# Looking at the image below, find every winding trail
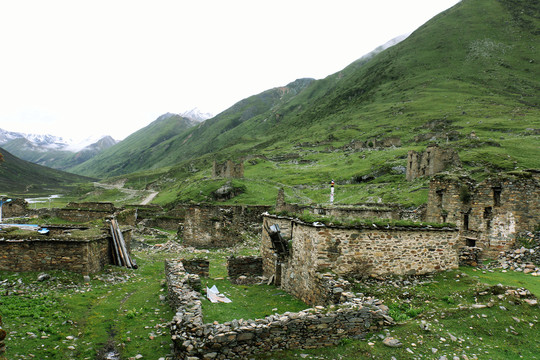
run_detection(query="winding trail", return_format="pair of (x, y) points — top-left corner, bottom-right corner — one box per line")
(93, 181), (158, 205)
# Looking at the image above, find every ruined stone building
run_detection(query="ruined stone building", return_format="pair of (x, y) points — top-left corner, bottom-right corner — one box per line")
(212, 160), (244, 179)
(406, 144), (461, 181)
(261, 214), (459, 306)
(426, 170), (540, 258)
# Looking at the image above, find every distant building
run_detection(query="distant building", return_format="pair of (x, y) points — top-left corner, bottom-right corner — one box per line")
(406, 144), (461, 181)
(212, 160), (244, 179)
(426, 170), (540, 258)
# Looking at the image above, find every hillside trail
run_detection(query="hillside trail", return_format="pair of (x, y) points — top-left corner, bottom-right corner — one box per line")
(93, 181), (158, 205)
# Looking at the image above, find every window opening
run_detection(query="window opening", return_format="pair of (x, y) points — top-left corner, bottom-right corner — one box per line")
(493, 187), (502, 207)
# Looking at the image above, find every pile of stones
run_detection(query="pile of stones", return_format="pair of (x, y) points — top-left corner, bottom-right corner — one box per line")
(496, 231), (539, 276)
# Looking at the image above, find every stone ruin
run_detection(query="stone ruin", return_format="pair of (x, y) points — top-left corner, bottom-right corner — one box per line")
(165, 259), (393, 360)
(406, 143), (461, 181)
(212, 160), (244, 179)
(0, 224), (132, 274)
(261, 214), (459, 306)
(426, 169), (540, 259)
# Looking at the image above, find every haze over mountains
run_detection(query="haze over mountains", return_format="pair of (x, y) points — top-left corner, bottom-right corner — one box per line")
(1, 0), (539, 204)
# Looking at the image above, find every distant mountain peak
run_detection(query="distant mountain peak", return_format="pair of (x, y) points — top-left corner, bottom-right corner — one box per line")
(180, 108), (213, 122)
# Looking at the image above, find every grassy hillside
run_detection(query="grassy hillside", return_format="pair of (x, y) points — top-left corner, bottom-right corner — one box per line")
(0, 147), (93, 196)
(70, 113), (199, 177)
(103, 0), (536, 208)
(9, 0), (539, 207)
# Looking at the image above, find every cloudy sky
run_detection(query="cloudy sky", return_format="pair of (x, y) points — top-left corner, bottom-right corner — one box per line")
(0, 0), (460, 142)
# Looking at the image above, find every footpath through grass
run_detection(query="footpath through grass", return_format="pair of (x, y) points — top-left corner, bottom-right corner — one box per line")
(0, 252), (174, 360)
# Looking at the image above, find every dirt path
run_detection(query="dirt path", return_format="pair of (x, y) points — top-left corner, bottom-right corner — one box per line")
(140, 191), (158, 205)
(93, 181), (158, 205)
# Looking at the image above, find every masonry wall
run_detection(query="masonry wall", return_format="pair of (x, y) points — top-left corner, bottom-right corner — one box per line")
(180, 205), (270, 248)
(0, 229), (132, 274)
(275, 189), (421, 221)
(262, 215), (459, 306)
(166, 259), (393, 360)
(426, 171), (540, 258)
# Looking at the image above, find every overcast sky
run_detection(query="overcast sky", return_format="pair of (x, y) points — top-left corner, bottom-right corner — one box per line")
(0, 0), (460, 142)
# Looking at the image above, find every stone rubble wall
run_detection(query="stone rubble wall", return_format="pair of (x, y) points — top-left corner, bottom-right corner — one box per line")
(165, 259), (393, 360)
(212, 160), (244, 179)
(406, 143), (461, 181)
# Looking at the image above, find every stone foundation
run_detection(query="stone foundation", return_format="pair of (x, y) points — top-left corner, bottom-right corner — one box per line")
(182, 258), (210, 278)
(166, 259), (393, 360)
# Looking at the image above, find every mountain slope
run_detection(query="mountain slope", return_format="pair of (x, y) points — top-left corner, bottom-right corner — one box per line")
(0, 147), (94, 195)
(1, 131), (117, 170)
(71, 79), (315, 177)
(50, 0), (540, 206)
(70, 113), (199, 177)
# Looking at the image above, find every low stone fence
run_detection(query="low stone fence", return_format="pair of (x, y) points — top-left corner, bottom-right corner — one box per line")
(166, 259), (394, 360)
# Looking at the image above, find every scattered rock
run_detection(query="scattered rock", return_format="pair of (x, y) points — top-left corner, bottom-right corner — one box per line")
(382, 337), (403, 348)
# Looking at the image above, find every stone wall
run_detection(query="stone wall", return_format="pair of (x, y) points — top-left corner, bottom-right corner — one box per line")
(275, 189), (423, 221)
(0, 228), (132, 274)
(1, 198), (28, 218)
(426, 170), (540, 258)
(180, 205), (270, 248)
(165, 259), (393, 360)
(406, 144), (461, 181)
(227, 256), (262, 284)
(182, 258), (210, 278)
(261, 215), (459, 306)
(57, 202), (116, 222)
(212, 160), (244, 179)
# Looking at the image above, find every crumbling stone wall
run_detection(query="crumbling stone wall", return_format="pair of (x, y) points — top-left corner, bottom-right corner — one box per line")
(57, 202), (117, 222)
(0, 228), (131, 274)
(406, 144), (461, 181)
(180, 205), (270, 248)
(182, 258), (209, 277)
(426, 170), (540, 258)
(227, 256), (262, 283)
(165, 259), (393, 360)
(1, 198), (28, 218)
(212, 160), (244, 179)
(275, 188), (403, 220)
(261, 215), (459, 306)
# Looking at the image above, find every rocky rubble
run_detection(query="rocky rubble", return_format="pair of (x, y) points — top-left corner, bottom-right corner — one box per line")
(496, 231), (540, 276)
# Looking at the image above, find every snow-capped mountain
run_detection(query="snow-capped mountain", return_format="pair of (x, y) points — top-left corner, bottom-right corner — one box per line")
(0, 128), (118, 171)
(180, 108), (213, 122)
(0, 128), (115, 152)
